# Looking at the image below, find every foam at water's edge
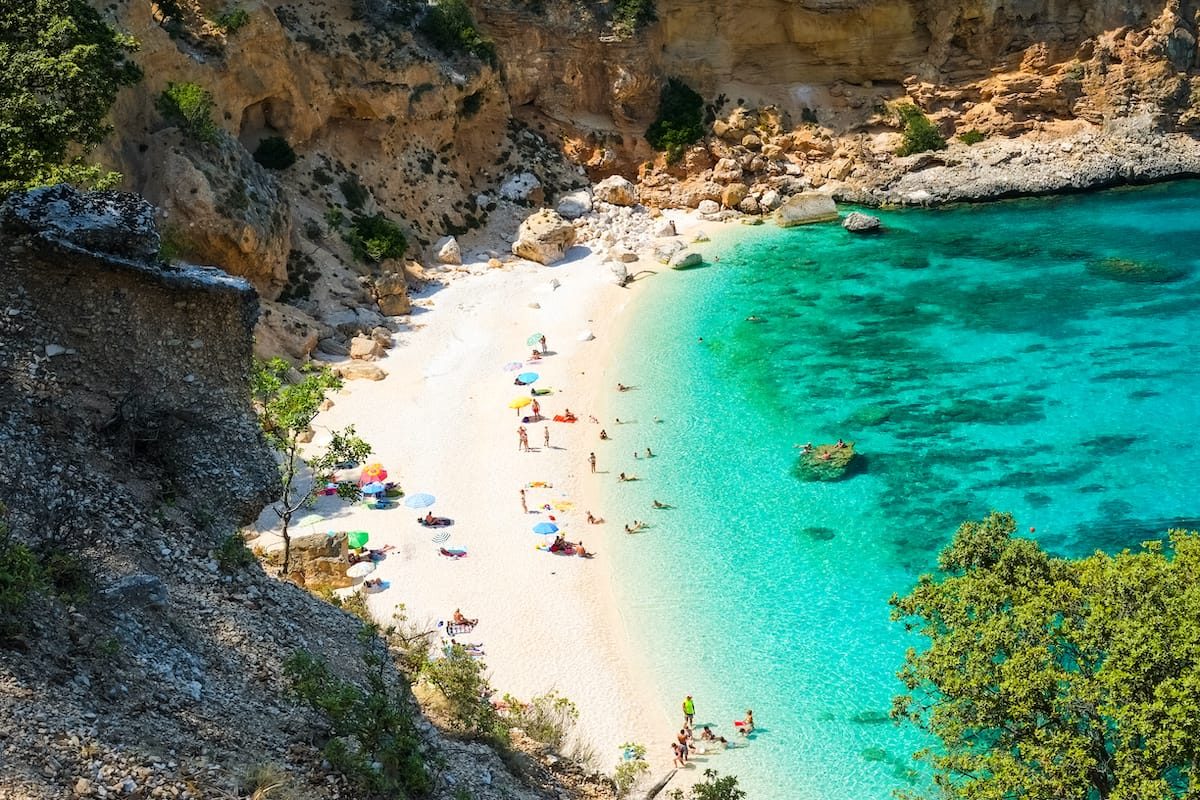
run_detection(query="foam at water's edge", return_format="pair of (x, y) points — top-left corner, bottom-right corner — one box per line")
(600, 182), (1200, 799)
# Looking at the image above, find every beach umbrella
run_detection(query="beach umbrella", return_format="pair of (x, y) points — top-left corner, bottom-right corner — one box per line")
(552, 500), (574, 512)
(503, 361), (524, 372)
(517, 372), (539, 384)
(532, 522), (559, 534)
(346, 561), (376, 579)
(526, 332), (544, 347)
(361, 481), (387, 495)
(347, 530), (370, 549)
(360, 463), (387, 483)
(403, 493), (436, 508)
(508, 396), (532, 409)
(577, 330), (594, 342)
(296, 512), (325, 531)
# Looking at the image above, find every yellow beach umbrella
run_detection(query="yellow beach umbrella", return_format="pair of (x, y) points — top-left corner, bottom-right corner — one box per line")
(509, 396), (532, 409)
(552, 500), (574, 512)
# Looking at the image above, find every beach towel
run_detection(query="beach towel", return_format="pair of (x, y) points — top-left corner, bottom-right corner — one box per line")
(537, 544), (577, 556)
(552, 415), (577, 423)
(444, 621), (476, 636)
(439, 547), (468, 559)
(525, 481), (553, 488)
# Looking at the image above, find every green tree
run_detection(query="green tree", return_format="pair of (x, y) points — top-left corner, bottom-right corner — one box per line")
(667, 770), (745, 800)
(0, 0), (142, 193)
(646, 78), (704, 164)
(157, 81), (218, 143)
(895, 104), (946, 156)
(420, 643), (503, 737)
(891, 511), (1200, 800)
(251, 359), (372, 575)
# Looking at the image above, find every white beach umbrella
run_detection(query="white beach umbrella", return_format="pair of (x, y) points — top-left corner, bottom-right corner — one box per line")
(346, 561), (376, 579)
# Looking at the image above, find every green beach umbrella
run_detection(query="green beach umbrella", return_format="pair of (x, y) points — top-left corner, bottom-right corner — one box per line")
(526, 332), (544, 346)
(296, 513), (325, 532)
(347, 531), (370, 549)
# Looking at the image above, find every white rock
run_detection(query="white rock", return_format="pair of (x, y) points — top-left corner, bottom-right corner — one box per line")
(775, 192), (839, 227)
(434, 236), (462, 265)
(669, 251), (703, 269)
(697, 199), (720, 215)
(511, 209), (577, 265)
(45, 344), (66, 357)
(760, 190), (782, 210)
(593, 175), (639, 206)
(577, 330), (595, 342)
(499, 172), (544, 205)
(653, 219), (677, 237)
(556, 188), (593, 219)
(349, 335), (384, 361)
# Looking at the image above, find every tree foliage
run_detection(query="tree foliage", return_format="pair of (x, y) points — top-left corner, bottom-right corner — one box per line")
(284, 648), (430, 796)
(417, 0), (496, 65)
(157, 81), (218, 143)
(0, 503), (44, 637)
(345, 213), (407, 263)
(667, 770), (745, 800)
(420, 644), (503, 737)
(646, 78), (704, 164)
(251, 359), (372, 574)
(891, 511), (1200, 800)
(895, 104), (947, 156)
(0, 0), (142, 193)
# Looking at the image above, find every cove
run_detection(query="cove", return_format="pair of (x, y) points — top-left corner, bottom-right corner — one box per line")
(600, 181), (1200, 799)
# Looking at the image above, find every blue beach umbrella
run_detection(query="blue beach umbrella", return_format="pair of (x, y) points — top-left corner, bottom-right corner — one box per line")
(517, 372), (539, 384)
(403, 492), (436, 508)
(361, 482), (386, 495)
(532, 522), (559, 534)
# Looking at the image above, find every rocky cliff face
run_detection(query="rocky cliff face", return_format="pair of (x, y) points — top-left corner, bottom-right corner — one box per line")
(476, 0), (1200, 200)
(0, 187), (603, 800)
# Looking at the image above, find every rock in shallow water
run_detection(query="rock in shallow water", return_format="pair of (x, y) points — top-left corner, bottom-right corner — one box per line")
(775, 192), (839, 227)
(842, 211), (882, 232)
(795, 442), (859, 481)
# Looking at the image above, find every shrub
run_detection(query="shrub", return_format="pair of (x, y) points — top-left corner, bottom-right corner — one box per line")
(613, 0), (656, 35)
(418, 0), (496, 65)
(667, 769), (746, 800)
(344, 214), (407, 263)
(324, 207), (344, 228)
(613, 742), (649, 798)
(895, 104), (946, 156)
(212, 7), (250, 33)
(646, 78), (704, 164)
(157, 82), (219, 143)
(215, 533), (255, 573)
(420, 644), (502, 737)
(0, 504), (44, 637)
(384, 603), (436, 676)
(500, 690), (578, 750)
(957, 129), (985, 145)
(253, 136), (297, 170)
(336, 589), (374, 625)
(339, 174), (369, 210)
(285, 649), (430, 796)
(39, 548), (91, 602)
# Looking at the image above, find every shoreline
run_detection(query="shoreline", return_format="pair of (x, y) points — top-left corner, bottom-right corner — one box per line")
(250, 210), (728, 782)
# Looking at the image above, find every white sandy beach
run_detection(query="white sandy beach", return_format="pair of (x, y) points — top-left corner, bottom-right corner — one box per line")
(251, 211), (722, 779)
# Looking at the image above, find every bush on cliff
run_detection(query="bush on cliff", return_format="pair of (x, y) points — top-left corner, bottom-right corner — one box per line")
(345, 214), (408, 263)
(0, 0), (142, 194)
(613, 0), (656, 35)
(0, 504), (44, 638)
(418, 0), (496, 65)
(895, 104), (946, 156)
(157, 82), (219, 144)
(646, 78), (705, 164)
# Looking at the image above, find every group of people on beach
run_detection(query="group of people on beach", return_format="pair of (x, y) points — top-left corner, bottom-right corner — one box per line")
(670, 695), (755, 767)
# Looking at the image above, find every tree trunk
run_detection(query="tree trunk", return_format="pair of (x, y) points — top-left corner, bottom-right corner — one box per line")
(281, 517), (292, 575)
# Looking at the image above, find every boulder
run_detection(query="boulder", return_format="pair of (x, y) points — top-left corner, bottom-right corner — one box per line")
(712, 158), (743, 183)
(593, 175), (638, 206)
(775, 192), (839, 227)
(760, 189), (782, 210)
(2, 185), (160, 260)
(669, 251), (703, 270)
(738, 196), (761, 215)
(290, 531), (352, 588)
(556, 189), (593, 219)
(333, 362), (387, 381)
(612, 247), (639, 263)
(654, 239), (687, 263)
(499, 172), (544, 205)
(101, 575), (169, 609)
(370, 326), (393, 349)
(254, 300), (320, 362)
(350, 335), (384, 361)
(511, 209), (576, 265)
(372, 271), (411, 316)
(697, 199), (720, 215)
(842, 212), (882, 233)
(653, 219), (677, 237)
(435, 236), (462, 265)
(722, 183), (750, 208)
(325, 306), (387, 336)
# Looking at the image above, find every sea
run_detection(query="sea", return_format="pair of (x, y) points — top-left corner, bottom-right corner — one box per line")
(599, 181), (1200, 799)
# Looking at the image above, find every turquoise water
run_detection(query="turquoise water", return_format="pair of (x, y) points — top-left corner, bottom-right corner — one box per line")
(601, 182), (1200, 799)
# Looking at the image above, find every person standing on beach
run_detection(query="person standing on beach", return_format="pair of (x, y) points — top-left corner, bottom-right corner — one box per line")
(540, 334), (547, 353)
(588, 452), (597, 473)
(520, 489), (528, 514)
(532, 398), (541, 418)
(543, 426), (550, 448)
(683, 695), (695, 726)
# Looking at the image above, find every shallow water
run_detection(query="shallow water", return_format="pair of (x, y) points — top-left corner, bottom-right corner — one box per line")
(601, 182), (1200, 799)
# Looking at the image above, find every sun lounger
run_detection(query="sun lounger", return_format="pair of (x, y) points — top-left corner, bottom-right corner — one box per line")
(443, 621), (476, 636)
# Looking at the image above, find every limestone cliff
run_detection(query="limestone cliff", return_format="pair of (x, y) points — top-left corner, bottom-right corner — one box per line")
(0, 187), (608, 800)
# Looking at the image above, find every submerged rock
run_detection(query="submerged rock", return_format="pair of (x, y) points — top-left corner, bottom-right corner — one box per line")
(795, 442), (859, 481)
(1086, 256), (1188, 284)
